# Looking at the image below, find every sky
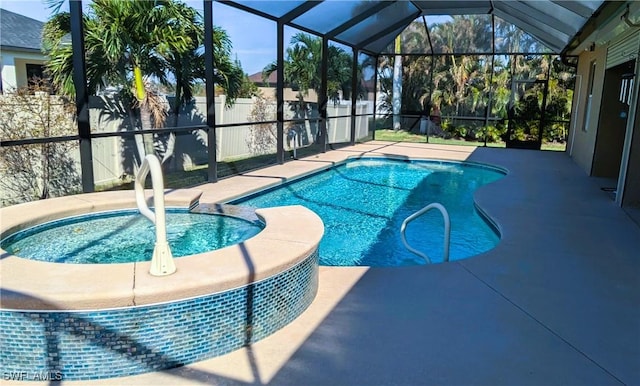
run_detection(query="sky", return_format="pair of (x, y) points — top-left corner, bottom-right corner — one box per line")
(0, 0), (297, 75)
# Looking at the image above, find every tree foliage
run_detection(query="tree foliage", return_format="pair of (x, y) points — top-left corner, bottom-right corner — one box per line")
(262, 33), (354, 104)
(377, 16), (576, 144)
(260, 33), (356, 148)
(42, 0), (245, 162)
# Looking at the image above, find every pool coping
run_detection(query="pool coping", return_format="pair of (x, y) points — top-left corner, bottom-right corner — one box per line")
(0, 190), (324, 311)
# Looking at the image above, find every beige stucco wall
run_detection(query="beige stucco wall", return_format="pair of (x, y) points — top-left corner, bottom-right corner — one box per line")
(568, 46), (607, 175)
(14, 57), (46, 88)
(0, 50), (46, 91)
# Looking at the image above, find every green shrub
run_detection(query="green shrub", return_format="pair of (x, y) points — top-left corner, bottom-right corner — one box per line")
(544, 122), (568, 143)
(479, 125), (506, 143)
(444, 124), (468, 139)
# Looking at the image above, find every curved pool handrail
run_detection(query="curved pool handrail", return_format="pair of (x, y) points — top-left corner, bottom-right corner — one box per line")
(400, 202), (450, 264)
(135, 154), (176, 276)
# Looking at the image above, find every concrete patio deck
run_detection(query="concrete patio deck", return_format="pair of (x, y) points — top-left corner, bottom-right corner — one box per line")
(14, 142), (640, 385)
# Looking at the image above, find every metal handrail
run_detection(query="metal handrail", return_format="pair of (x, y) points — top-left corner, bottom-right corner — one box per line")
(400, 202), (451, 264)
(135, 154), (176, 276)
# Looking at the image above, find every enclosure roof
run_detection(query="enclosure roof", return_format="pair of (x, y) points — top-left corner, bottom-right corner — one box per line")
(219, 0), (609, 54)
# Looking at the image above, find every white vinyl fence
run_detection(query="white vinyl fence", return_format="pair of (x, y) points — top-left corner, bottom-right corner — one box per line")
(1, 94), (372, 204)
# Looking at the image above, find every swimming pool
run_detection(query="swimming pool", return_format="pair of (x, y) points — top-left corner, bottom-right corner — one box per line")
(1, 208), (264, 264)
(233, 158), (505, 266)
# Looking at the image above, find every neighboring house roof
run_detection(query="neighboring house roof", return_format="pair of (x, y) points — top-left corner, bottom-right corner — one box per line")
(0, 8), (44, 52)
(250, 70), (376, 93)
(250, 69), (376, 92)
(248, 70), (276, 86)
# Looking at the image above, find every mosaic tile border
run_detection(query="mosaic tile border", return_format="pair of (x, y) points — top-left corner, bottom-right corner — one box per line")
(0, 250), (318, 381)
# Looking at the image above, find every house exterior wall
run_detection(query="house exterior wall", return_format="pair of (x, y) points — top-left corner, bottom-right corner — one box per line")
(0, 49), (46, 91)
(0, 52), (17, 91)
(568, 46), (607, 175)
(14, 57), (46, 87)
(565, 0), (639, 208)
(256, 87), (320, 103)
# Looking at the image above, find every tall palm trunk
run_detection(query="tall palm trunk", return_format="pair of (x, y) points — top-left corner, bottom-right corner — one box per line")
(139, 105), (155, 156)
(132, 65), (155, 159)
(297, 92), (313, 145)
(171, 85), (182, 129)
(392, 35), (402, 131)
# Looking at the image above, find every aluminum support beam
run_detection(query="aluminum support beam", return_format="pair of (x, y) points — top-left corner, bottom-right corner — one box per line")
(204, 0), (217, 182)
(277, 21), (285, 164)
(326, 1), (396, 39)
(280, 1), (324, 24)
(350, 47), (358, 145)
(372, 55), (379, 140)
(319, 36), (329, 152)
(70, 0), (94, 193)
(356, 11), (421, 49)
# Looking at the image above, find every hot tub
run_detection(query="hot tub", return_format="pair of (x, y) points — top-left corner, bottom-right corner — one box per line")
(0, 189), (323, 380)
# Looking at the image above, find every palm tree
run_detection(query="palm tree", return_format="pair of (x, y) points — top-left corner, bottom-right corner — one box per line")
(164, 3), (244, 117)
(376, 21), (432, 127)
(429, 17), (489, 119)
(262, 33), (353, 145)
(392, 35), (402, 130)
(156, 3), (243, 163)
(490, 56), (512, 121)
(327, 44), (353, 103)
(43, 0), (243, 164)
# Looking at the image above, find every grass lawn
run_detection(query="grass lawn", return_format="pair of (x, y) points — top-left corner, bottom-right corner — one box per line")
(373, 129), (567, 152)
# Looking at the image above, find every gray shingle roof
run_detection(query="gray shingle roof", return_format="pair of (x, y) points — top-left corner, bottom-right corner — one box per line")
(0, 8), (44, 51)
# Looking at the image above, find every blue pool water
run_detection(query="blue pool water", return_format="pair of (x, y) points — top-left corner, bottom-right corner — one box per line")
(1, 209), (263, 264)
(234, 158), (505, 266)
